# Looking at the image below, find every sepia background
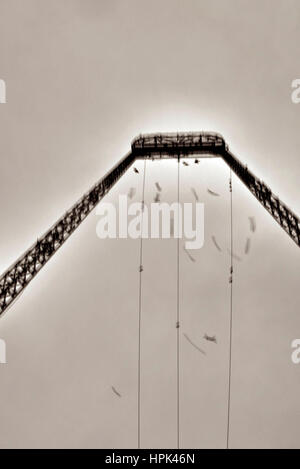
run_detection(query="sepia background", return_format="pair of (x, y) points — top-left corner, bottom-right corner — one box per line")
(0, 0), (299, 448)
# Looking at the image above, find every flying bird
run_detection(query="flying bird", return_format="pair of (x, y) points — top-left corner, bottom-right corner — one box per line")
(128, 187), (136, 200)
(155, 182), (162, 192)
(183, 161), (189, 166)
(194, 159), (200, 164)
(111, 386), (121, 398)
(183, 246), (196, 262)
(249, 216), (256, 233)
(133, 167), (139, 174)
(191, 188), (199, 202)
(245, 237), (251, 254)
(227, 249), (242, 262)
(154, 192), (161, 203)
(183, 333), (206, 355)
(207, 188), (220, 197)
(211, 235), (222, 252)
(204, 334), (217, 344)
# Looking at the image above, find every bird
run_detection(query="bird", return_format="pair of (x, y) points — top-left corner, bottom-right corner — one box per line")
(128, 187), (136, 200)
(194, 159), (200, 164)
(154, 192), (160, 203)
(212, 235), (222, 252)
(155, 182), (162, 192)
(245, 237), (251, 254)
(111, 386), (121, 398)
(183, 333), (206, 355)
(133, 167), (139, 174)
(183, 246), (196, 262)
(191, 188), (199, 202)
(207, 188), (220, 197)
(227, 249), (242, 262)
(183, 161), (189, 166)
(249, 216), (256, 233)
(204, 334), (217, 344)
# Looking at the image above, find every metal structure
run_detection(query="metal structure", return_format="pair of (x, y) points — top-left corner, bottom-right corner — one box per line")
(0, 132), (299, 316)
(131, 132), (226, 158)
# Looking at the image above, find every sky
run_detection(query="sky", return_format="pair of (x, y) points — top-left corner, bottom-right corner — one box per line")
(0, 0), (299, 449)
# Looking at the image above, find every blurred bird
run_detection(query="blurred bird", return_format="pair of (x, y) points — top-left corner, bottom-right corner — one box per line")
(155, 182), (162, 192)
(249, 216), (256, 232)
(184, 333), (206, 355)
(212, 235), (222, 252)
(133, 167), (139, 174)
(245, 237), (251, 254)
(154, 192), (160, 203)
(194, 159), (200, 164)
(227, 249), (242, 262)
(111, 386), (121, 398)
(183, 161), (189, 166)
(183, 246), (196, 262)
(128, 187), (136, 200)
(207, 188), (220, 197)
(191, 187), (199, 202)
(204, 334), (217, 344)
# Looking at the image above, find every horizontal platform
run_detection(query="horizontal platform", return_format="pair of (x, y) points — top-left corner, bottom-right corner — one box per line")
(131, 132), (227, 158)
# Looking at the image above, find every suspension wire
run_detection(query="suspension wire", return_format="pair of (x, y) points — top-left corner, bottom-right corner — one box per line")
(138, 159), (147, 449)
(226, 169), (234, 449)
(176, 155), (181, 449)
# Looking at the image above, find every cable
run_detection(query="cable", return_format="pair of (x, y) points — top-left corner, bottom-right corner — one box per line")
(176, 156), (181, 449)
(226, 169), (233, 449)
(137, 159), (147, 449)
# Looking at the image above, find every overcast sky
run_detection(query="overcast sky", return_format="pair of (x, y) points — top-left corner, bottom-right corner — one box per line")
(0, 0), (299, 449)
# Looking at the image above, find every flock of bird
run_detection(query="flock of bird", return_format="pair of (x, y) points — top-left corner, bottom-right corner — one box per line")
(112, 160), (257, 397)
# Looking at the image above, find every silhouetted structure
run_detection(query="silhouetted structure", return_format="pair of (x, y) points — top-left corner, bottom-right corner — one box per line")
(0, 132), (299, 315)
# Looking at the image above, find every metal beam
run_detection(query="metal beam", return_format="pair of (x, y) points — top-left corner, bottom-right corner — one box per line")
(222, 150), (300, 247)
(0, 151), (135, 316)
